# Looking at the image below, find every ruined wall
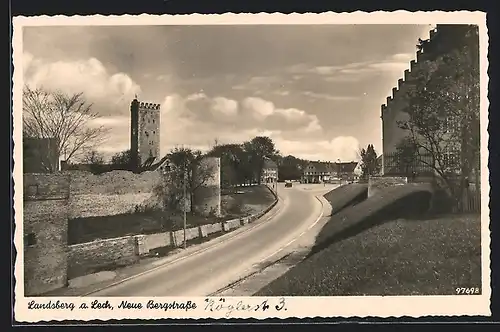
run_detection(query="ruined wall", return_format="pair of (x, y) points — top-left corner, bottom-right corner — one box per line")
(68, 170), (162, 218)
(193, 157), (221, 217)
(67, 236), (139, 279)
(23, 173), (70, 296)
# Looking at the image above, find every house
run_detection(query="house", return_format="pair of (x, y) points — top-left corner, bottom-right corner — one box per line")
(302, 161), (359, 183)
(336, 161), (359, 182)
(261, 159), (278, 184)
(302, 161), (334, 183)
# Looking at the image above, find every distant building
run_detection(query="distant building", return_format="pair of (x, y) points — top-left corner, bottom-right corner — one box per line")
(130, 98), (161, 170)
(23, 137), (60, 173)
(261, 159), (278, 184)
(302, 161), (358, 183)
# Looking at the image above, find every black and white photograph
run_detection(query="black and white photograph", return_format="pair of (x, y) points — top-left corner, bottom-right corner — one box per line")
(13, 12), (490, 320)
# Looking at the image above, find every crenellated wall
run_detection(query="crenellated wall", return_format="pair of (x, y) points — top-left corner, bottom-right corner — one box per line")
(381, 26), (441, 175)
(130, 99), (161, 169)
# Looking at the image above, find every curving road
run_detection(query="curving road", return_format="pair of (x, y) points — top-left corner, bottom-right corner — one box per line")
(88, 183), (335, 297)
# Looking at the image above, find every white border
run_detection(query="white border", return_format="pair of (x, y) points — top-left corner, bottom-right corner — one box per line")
(12, 11), (490, 321)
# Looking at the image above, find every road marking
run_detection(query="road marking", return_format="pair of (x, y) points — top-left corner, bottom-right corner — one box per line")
(81, 195), (286, 296)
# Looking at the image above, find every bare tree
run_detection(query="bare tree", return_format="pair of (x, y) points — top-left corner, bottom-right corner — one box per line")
(23, 85), (109, 169)
(81, 149), (105, 165)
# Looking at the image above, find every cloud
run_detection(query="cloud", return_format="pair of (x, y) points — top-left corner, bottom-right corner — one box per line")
(23, 52), (141, 117)
(212, 97), (238, 116)
(276, 135), (361, 161)
(302, 91), (357, 101)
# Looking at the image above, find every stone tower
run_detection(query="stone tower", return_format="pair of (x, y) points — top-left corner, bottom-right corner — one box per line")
(130, 98), (161, 170)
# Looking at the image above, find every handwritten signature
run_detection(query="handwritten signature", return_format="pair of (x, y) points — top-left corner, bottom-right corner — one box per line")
(204, 298), (286, 318)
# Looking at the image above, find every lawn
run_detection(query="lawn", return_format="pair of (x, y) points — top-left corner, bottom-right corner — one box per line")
(69, 185), (276, 245)
(310, 183), (433, 255)
(221, 185), (276, 218)
(256, 212), (481, 296)
(256, 183), (482, 296)
(323, 183), (368, 215)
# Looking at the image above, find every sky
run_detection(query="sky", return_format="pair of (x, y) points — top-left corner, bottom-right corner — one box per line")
(22, 24), (434, 162)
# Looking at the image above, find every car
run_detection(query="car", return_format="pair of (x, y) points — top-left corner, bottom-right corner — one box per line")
(284, 181), (293, 188)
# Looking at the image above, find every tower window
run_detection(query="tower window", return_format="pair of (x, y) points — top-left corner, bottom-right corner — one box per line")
(145, 131), (149, 136)
(152, 119), (155, 124)
(153, 131), (155, 134)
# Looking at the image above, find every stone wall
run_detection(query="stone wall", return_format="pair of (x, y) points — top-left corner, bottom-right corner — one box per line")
(193, 157), (221, 217)
(68, 170), (162, 218)
(368, 176), (408, 198)
(67, 236), (139, 279)
(23, 173), (70, 296)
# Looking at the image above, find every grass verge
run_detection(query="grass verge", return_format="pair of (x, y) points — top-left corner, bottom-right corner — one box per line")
(256, 212), (481, 296)
(255, 183), (483, 296)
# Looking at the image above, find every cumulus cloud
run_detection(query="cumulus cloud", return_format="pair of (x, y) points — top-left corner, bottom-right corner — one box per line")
(23, 52), (141, 117)
(277, 135), (361, 161)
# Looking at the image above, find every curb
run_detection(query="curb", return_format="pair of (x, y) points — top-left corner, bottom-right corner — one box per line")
(210, 193), (329, 296)
(78, 186), (281, 296)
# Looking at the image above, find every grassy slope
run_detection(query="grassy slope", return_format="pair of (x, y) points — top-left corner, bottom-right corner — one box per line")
(257, 183), (481, 296)
(257, 213), (481, 296)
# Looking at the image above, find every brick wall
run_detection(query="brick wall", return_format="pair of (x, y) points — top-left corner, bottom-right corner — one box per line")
(23, 173), (70, 296)
(368, 176), (408, 198)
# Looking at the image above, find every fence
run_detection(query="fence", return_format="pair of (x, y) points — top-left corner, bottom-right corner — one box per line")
(383, 152), (435, 177)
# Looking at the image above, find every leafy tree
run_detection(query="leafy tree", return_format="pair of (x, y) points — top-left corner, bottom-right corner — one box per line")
(397, 26), (480, 209)
(207, 143), (250, 188)
(157, 147), (217, 214)
(359, 144), (381, 179)
(23, 85), (109, 168)
(278, 155), (306, 181)
(243, 136), (278, 184)
(110, 149), (132, 167)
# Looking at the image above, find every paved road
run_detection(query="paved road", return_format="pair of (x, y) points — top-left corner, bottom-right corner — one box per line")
(90, 183), (336, 297)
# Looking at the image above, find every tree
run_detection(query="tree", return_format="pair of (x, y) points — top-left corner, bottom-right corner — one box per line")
(359, 144), (381, 180)
(159, 147), (217, 214)
(278, 155), (306, 181)
(207, 143), (249, 188)
(23, 85), (109, 169)
(110, 149), (132, 167)
(394, 138), (419, 176)
(398, 26), (479, 210)
(243, 136), (278, 184)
